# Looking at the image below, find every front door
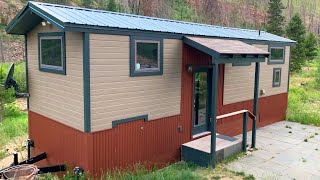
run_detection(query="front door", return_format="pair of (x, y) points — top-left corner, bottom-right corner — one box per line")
(192, 68), (211, 135)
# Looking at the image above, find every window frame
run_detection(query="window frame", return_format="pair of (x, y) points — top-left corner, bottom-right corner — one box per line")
(272, 68), (282, 87)
(38, 32), (66, 75)
(130, 36), (163, 77)
(268, 46), (285, 65)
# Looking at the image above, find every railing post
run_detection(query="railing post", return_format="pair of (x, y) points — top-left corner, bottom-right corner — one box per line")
(242, 112), (248, 152)
(252, 62), (260, 148)
(210, 62), (218, 168)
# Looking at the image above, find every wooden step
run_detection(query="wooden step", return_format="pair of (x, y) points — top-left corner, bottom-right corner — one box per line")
(181, 134), (242, 166)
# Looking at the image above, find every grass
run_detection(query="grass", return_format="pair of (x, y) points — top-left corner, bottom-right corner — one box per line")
(287, 53), (320, 126)
(0, 103), (28, 150)
(39, 153), (255, 180)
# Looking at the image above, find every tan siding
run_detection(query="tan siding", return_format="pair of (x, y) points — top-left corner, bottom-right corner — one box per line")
(90, 34), (182, 132)
(223, 45), (290, 105)
(28, 24), (84, 131)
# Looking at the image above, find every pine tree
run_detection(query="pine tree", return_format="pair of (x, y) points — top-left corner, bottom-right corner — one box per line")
(286, 13), (307, 73)
(304, 33), (318, 63)
(107, 0), (117, 12)
(266, 0), (285, 36)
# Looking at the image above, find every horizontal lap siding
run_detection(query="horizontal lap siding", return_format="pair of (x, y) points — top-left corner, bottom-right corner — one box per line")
(89, 34), (182, 132)
(223, 45), (290, 105)
(28, 24), (84, 131)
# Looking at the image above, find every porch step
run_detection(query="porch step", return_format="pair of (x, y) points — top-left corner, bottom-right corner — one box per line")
(181, 134), (242, 166)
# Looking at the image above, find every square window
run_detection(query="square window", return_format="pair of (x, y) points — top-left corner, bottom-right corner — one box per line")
(130, 37), (163, 76)
(268, 47), (285, 64)
(273, 68), (281, 87)
(38, 32), (66, 75)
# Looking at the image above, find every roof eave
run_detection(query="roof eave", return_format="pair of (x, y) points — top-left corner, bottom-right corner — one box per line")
(6, 2), (65, 35)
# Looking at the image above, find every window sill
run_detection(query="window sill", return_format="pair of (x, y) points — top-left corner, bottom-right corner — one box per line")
(130, 70), (163, 77)
(39, 67), (66, 75)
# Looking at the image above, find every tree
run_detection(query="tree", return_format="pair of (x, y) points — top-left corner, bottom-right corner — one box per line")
(286, 13), (306, 72)
(266, 0), (285, 36)
(304, 33), (318, 63)
(107, 0), (117, 12)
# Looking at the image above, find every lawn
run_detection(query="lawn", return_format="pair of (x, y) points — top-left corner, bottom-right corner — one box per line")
(0, 62), (28, 160)
(287, 53), (320, 126)
(39, 153), (254, 180)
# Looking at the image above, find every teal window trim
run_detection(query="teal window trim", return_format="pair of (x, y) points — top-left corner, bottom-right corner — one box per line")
(112, 115), (148, 128)
(38, 32), (66, 75)
(268, 46), (285, 65)
(232, 62), (252, 66)
(130, 36), (163, 77)
(272, 68), (282, 87)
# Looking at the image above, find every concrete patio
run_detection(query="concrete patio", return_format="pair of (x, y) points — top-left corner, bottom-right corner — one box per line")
(227, 121), (320, 180)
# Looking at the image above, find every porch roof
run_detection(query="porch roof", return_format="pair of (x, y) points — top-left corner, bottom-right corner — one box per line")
(183, 36), (270, 64)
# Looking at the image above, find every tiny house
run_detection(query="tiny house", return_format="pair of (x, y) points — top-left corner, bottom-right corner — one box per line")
(6, 1), (295, 175)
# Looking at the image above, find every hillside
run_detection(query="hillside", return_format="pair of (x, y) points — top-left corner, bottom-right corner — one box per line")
(1, 0), (320, 33)
(0, 0), (319, 62)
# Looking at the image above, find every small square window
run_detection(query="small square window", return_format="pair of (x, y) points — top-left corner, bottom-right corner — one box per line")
(130, 36), (163, 76)
(273, 68), (281, 87)
(268, 47), (285, 64)
(38, 32), (66, 75)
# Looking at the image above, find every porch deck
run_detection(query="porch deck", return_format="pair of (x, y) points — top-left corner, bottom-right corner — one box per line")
(181, 134), (242, 166)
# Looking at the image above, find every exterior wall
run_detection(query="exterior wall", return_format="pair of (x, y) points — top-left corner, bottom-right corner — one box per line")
(89, 34), (182, 132)
(29, 43), (288, 176)
(27, 24), (84, 131)
(223, 45), (290, 105)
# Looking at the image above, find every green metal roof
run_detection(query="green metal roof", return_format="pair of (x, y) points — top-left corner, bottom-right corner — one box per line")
(6, 1), (295, 44)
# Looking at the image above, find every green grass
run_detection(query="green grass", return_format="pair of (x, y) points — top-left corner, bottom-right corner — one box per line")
(0, 104), (28, 147)
(287, 53), (320, 126)
(39, 153), (254, 180)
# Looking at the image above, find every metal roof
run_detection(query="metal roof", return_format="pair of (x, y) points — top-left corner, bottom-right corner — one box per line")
(185, 37), (270, 56)
(6, 1), (295, 44)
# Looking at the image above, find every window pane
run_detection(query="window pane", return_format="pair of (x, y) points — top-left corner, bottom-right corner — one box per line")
(275, 71), (280, 83)
(271, 48), (284, 61)
(136, 42), (159, 70)
(41, 38), (62, 67)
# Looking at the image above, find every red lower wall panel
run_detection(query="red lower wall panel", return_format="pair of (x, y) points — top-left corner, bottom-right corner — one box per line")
(28, 44), (288, 176)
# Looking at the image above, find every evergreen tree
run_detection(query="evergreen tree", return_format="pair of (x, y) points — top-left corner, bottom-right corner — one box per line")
(266, 0), (285, 36)
(286, 13), (306, 72)
(107, 0), (117, 12)
(82, 0), (94, 8)
(304, 33), (318, 63)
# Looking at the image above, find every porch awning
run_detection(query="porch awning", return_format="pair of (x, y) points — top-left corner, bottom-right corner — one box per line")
(183, 36), (270, 64)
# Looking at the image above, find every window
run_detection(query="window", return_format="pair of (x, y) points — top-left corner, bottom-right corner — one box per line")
(38, 32), (66, 75)
(273, 68), (281, 87)
(130, 36), (163, 76)
(268, 47), (285, 64)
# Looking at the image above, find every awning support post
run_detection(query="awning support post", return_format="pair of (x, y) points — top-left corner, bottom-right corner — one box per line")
(210, 61), (218, 167)
(252, 62), (260, 148)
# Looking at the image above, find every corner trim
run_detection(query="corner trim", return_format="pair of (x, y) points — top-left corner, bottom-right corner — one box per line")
(272, 68), (282, 87)
(129, 36), (163, 77)
(38, 32), (66, 75)
(112, 115), (148, 128)
(25, 35), (29, 110)
(83, 32), (91, 133)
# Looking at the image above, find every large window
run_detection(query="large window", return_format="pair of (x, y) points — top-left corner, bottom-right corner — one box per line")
(130, 36), (163, 76)
(273, 68), (281, 87)
(268, 47), (285, 64)
(38, 32), (66, 75)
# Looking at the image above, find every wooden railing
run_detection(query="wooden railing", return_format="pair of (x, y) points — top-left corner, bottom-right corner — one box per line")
(215, 109), (256, 152)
